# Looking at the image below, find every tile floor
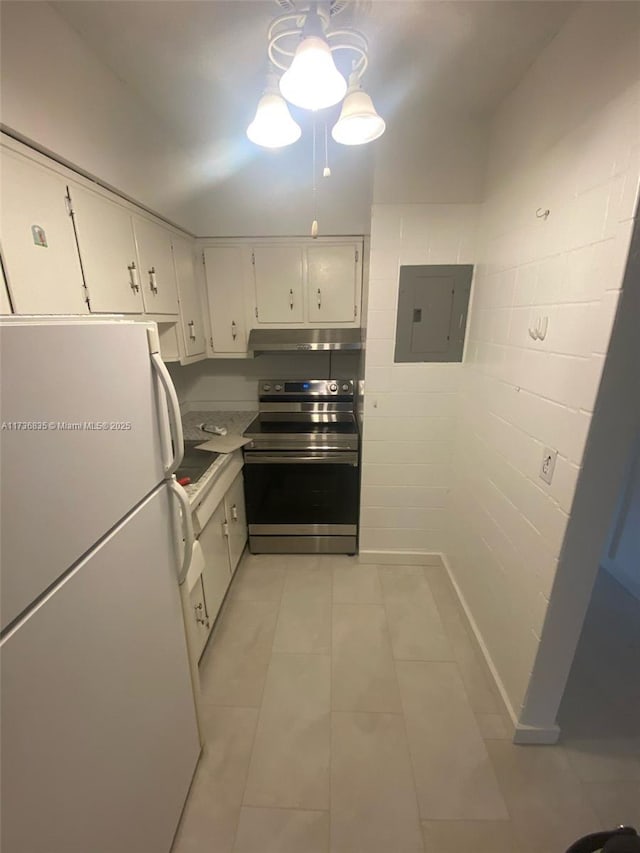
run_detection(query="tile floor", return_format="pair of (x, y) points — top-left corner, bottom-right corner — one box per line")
(172, 555), (639, 853)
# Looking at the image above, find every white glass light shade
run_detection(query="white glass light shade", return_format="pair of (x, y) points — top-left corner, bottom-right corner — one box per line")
(246, 92), (301, 148)
(331, 87), (385, 145)
(279, 36), (347, 111)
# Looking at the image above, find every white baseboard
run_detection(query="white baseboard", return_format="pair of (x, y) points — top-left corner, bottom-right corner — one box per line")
(513, 723), (561, 745)
(358, 550), (444, 566)
(439, 552), (521, 733)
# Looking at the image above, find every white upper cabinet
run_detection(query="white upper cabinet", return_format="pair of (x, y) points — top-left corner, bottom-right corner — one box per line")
(203, 246), (248, 353)
(172, 237), (205, 358)
(0, 147), (87, 314)
(307, 244), (359, 323)
(70, 184), (144, 314)
(133, 216), (179, 315)
(253, 246), (304, 323)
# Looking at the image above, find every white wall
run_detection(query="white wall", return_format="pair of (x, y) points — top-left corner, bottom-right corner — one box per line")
(0, 2), (197, 231)
(169, 352), (361, 412)
(372, 116), (488, 205)
(360, 203), (479, 557)
(188, 135), (374, 238)
(445, 2), (640, 734)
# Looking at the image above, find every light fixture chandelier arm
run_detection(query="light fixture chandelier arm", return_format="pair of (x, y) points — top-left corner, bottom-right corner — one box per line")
(324, 42), (368, 78)
(267, 12), (307, 43)
(268, 9), (369, 77)
(268, 33), (304, 71)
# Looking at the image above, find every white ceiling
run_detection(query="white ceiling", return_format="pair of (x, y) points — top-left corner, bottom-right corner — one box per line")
(50, 0), (577, 231)
(53, 0), (575, 148)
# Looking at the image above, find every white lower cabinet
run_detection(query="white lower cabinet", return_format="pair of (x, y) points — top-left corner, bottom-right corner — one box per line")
(199, 501), (231, 629)
(191, 470), (247, 659)
(185, 573), (210, 662)
(224, 471), (247, 573)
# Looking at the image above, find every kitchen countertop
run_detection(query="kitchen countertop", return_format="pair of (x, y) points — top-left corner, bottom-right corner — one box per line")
(180, 410), (257, 505)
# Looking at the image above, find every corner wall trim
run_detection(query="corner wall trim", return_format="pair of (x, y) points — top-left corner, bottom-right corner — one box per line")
(439, 552), (521, 733)
(358, 550), (444, 566)
(513, 723), (561, 745)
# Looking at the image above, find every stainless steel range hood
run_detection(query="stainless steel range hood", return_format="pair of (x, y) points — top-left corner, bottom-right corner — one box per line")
(248, 328), (362, 354)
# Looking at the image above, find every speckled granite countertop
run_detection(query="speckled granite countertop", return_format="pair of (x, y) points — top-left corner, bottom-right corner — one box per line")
(180, 410), (257, 505)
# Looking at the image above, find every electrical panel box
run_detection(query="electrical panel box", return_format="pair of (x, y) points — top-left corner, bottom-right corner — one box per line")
(394, 264), (473, 363)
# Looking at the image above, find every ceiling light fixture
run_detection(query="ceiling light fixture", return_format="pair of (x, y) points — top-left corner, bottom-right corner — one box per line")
(246, 72), (302, 148)
(246, 1), (385, 236)
(278, 5), (347, 111)
(248, 0), (384, 147)
(331, 70), (385, 145)
(280, 33), (347, 110)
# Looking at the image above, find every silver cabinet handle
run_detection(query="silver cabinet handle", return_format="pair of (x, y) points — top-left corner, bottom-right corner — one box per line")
(289, 289), (294, 310)
(128, 262), (140, 293)
(231, 504), (238, 522)
(317, 288), (322, 309)
(231, 320), (237, 340)
(188, 320), (196, 340)
(149, 266), (158, 293)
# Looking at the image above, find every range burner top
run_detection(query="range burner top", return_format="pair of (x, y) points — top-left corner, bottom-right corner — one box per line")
(246, 419), (358, 435)
(244, 379), (359, 452)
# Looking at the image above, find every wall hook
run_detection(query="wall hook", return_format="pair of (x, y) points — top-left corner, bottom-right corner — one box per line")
(536, 208), (550, 220)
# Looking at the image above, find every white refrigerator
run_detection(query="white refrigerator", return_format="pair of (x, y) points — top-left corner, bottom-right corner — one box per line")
(0, 317), (200, 853)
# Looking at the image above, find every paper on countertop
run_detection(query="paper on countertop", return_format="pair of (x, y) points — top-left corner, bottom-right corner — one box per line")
(195, 434), (252, 454)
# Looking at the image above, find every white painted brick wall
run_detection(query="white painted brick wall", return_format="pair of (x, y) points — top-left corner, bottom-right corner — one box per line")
(360, 203), (480, 556)
(447, 4), (640, 717)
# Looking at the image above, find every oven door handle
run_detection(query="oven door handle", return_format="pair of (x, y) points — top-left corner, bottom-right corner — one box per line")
(244, 451), (358, 466)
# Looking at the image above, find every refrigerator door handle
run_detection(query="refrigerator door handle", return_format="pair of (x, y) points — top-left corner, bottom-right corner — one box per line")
(168, 478), (194, 585)
(150, 351), (184, 476)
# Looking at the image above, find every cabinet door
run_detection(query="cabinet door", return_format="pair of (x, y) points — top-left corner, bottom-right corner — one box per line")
(253, 246), (304, 323)
(183, 575), (210, 661)
(224, 472), (247, 574)
(70, 184), (144, 313)
(198, 501), (231, 626)
(172, 237), (205, 357)
(134, 217), (179, 315)
(0, 148), (87, 314)
(203, 246), (247, 353)
(307, 244), (358, 323)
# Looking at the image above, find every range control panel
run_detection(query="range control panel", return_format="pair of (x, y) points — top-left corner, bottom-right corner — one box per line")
(259, 379), (354, 397)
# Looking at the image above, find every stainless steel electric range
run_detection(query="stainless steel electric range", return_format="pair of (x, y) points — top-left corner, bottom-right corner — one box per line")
(243, 379), (360, 554)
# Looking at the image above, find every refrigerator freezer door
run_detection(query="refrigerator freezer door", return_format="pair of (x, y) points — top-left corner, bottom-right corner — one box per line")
(0, 485), (200, 853)
(0, 319), (173, 630)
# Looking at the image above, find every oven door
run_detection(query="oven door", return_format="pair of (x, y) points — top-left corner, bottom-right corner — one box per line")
(243, 451), (359, 553)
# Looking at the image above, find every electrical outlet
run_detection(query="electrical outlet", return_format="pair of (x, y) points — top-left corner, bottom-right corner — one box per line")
(539, 447), (557, 485)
